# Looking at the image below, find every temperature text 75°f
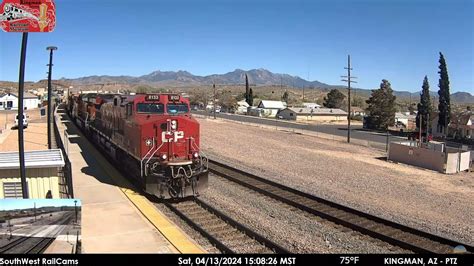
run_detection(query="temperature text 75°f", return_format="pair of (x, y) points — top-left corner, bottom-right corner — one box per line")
(340, 256), (359, 264)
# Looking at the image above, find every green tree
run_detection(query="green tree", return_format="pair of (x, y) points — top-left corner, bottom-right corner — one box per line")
(245, 74), (250, 105)
(282, 91), (289, 103)
(248, 88), (254, 106)
(365, 79), (397, 130)
(323, 89), (345, 108)
(437, 52), (451, 133)
(218, 91), (237, 112)
(351, 96), (364, 108)
(416, 76), (433, 131)
(189, 89), (208, 108)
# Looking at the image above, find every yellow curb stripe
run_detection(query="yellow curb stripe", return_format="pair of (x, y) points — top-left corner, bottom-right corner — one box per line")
(120, 188), (207, 254)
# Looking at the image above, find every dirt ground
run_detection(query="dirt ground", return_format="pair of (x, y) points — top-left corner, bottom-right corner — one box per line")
(0, 108), (48, 151)
(197, 117), (474, 245)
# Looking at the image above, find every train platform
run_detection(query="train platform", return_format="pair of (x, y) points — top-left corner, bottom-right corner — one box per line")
(54, 108), (206, 253)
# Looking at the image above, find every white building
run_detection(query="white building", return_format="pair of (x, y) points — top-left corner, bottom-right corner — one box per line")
(302, 102), (321, 109)
(252, 100), (287, 117)
(0, 92), (40, 110)
(236, 100), (249, 114)
(278, 107), (347, 121)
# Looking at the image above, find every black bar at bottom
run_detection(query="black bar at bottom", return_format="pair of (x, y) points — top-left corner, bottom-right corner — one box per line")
(0, 254), (471, 266)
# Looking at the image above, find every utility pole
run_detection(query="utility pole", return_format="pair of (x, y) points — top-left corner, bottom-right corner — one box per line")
(46, 46), (58, 149)
(341, 55), (357, 143)
(34, 202), (36, 222)
(18, 32), (29, 198)
(213, 83), (216, 119)
(302, 86), (305, 102)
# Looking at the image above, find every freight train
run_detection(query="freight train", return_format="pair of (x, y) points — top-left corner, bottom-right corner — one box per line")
(66, 92), (208, 199)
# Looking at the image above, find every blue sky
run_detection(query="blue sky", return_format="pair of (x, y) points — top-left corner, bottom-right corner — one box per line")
(0, 0), (472, 92)
(0, 199), (81, 210)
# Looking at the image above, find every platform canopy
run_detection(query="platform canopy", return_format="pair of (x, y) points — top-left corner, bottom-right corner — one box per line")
(0, 149), (65, 170)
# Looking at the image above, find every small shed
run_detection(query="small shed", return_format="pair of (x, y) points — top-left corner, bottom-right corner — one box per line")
(278, 107), (347, 121)
(0, 149), (65, 199)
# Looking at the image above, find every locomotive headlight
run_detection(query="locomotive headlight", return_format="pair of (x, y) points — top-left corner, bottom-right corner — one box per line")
(193, 152), (199, 158)
(161, 154), (168, 160)
(170, 120), (177, 130)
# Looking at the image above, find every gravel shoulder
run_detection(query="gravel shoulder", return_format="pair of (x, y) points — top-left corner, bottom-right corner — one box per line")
(197, 117), (474, 246)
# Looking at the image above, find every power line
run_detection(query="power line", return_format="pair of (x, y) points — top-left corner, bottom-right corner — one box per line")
(341, 55), (357, 143)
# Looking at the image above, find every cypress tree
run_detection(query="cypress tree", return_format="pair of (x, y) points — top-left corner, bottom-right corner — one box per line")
(416, 76), (433, 131)
(282, 91), (289, 103)
(437, 52), (451, 133)
(365, 79), (397, 130)
(248, 88), (254, 106)
(245, 74), (250, 105)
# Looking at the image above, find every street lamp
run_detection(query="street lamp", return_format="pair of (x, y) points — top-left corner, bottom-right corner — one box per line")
(74, 200), (78, 224)
(46, 46), (58, 149)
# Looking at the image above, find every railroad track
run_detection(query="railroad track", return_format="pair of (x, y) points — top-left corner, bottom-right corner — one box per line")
(0, 237), (29, 253)
(208, 159), (473, 254)
(24, 237), (55, 254)
(0, 212), (74, 254)
(164, 198), (289, 254)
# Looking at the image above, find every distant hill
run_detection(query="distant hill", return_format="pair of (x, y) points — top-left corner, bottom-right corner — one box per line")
(1, 68), (472, 103)
(59, 68), (332, 88)
(450, 91), (474, 103)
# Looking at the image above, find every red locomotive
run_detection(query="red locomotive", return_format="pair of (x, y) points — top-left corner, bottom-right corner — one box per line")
(67, 92), (208, 199)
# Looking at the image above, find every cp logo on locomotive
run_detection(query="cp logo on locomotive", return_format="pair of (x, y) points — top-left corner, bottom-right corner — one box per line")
(161, 131), (184, 142)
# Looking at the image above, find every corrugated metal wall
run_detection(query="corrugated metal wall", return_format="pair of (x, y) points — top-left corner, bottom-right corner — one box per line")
(0, 167), (60, 199)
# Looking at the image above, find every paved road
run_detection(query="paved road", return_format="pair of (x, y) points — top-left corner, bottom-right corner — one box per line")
(193, 111), (397, 147)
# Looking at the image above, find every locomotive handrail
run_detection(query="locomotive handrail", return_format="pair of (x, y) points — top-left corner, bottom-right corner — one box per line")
(141, 138), (165, 177)
(144, 141), (165, 175)
(140, 138), (156, 177)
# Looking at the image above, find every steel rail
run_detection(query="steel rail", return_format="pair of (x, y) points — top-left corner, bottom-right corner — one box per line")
(164, 198), (289, 254)
(208, 159), (473, 254)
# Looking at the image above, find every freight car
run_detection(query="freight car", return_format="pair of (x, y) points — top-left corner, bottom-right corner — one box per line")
(67, 92), (208, 199)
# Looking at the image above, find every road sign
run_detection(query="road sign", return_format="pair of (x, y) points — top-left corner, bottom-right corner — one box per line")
(0, 0), (56, 32)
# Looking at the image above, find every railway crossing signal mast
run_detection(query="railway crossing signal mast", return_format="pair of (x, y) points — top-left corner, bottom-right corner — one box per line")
(341, 55), (357, 143)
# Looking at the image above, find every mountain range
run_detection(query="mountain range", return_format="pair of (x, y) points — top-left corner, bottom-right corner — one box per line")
(60, 68), (331, 88)
(47, 68), (473, 104)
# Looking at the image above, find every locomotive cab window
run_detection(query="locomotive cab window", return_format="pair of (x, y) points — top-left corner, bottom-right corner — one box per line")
(137, 103), (164, 114)
(167, 103), (189, 115)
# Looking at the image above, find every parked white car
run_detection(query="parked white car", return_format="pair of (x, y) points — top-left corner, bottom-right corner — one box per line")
(14, 114), (28, 129)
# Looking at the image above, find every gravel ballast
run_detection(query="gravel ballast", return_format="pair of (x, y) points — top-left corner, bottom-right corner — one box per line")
(201, 174), (405, 253)
(197, 117), (474, 246)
